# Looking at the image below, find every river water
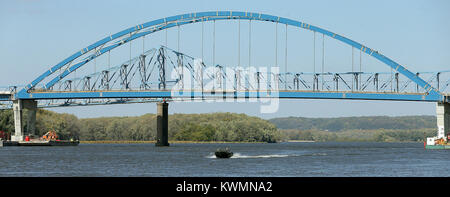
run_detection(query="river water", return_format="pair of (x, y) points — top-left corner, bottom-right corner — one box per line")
(1, 142), (449, 177)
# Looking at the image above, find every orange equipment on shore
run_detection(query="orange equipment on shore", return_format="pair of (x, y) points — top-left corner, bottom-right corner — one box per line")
(0, 131), (6, 140)
(42, 131), (58, 141)
(435, 138), (447, 145)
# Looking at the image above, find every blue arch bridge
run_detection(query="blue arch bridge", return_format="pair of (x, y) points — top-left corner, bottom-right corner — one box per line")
(0, 11), (449, 146)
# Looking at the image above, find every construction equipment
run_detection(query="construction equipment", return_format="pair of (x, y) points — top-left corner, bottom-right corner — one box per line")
(42, 131), (58, 141)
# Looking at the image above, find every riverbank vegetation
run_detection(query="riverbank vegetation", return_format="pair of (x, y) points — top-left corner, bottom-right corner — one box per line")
(0, 109), (80, 140)
(271, 116), (437, 142)
(78, 113), (280, 142)
(0, 109), (437, 143)
(279, 128), (436, 142)
(0, 109), (280, 143)
(269, 116), (436, 131)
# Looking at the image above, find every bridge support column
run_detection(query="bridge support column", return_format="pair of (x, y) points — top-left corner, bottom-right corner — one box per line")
(24, 100), (37, 136)
(436, 102), (450, 139)
(11, 100), (23, 142)
(156, 102), (169, 147)
(11, 100), (37, 142)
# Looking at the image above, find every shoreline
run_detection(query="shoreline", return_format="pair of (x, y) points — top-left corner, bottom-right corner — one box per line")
(80, 140), (266, 144)
(286, 140), (315, 143)
(79, 140), (424, 144)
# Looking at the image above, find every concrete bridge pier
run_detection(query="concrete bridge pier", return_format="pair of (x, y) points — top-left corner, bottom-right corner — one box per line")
(11, 100), (37, 142)
(436, 102), (450, 139)
(156, 102), (169, 146)
(11, 100), (23, 141)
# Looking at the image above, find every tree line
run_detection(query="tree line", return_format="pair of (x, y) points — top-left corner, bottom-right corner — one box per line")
(0, 108), (438, 142)
(279, 129), (436, 142)
(269, 116), (436, 131)
(0, 109), (280, 142)
(0, 109), (80, 140)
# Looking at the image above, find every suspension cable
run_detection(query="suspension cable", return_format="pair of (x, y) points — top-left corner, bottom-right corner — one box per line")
(285, 24), (288, 90)
(165, 23), (168, 47)
(352, 47), (354, 91)
(249, 19), (251, 68)
(322, 34), (325, 90)
(313, 32), (316, 74)
(178, 25), (180, 52)
(201, 18), (204, 61)
(275, 22), (278, 68)
(391, 67), (393, 92)
(129, 33), (132, 66)
(360, 49), (363, 91)
(108, 50), (110, 70)
(213, 20), (216, 66)
(238, 19), (240, 67)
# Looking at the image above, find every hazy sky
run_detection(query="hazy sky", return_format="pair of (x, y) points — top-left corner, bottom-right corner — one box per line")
(0, 0), (449, 119)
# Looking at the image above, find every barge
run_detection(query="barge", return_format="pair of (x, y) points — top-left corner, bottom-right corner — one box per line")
(425, 137), (450, 149)
(1, 130), (79, 147)
(18, 140), (79, 146)
(425, 126), (450, 149)
(1, 140), (79, 146)
(0, 141), (19, 147)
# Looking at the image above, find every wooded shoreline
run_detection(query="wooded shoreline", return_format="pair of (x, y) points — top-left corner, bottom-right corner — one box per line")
(79, 140), (266, 144)
(0, 109), (438, 143)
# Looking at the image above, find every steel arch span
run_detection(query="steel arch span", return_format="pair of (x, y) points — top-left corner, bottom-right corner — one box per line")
(15, 11), (445, 102)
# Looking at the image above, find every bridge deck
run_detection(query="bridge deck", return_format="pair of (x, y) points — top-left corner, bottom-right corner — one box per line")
(16, 90), (442, 102)
(0, 92), (11, 101)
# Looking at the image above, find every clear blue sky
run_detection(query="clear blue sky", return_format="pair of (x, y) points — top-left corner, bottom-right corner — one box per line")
(0, 0), (449, 118)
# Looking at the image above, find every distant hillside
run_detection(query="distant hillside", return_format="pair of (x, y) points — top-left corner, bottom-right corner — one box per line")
(269, 116), (436, 131)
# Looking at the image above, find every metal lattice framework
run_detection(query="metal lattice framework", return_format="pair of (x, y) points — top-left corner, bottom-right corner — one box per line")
(4, 11), (448, 105)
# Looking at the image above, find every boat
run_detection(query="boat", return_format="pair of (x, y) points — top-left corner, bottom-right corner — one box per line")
(425, 128), (450, 149)
(215, 147), (233, 158)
